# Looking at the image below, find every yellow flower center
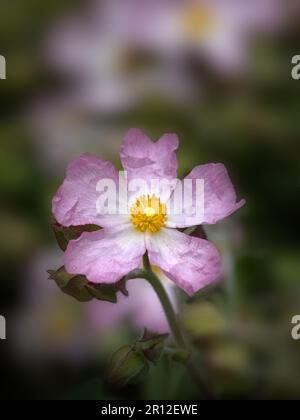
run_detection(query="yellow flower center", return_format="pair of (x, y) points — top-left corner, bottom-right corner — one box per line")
(181, 4), (216, 39)
(130, 194), (167, 233)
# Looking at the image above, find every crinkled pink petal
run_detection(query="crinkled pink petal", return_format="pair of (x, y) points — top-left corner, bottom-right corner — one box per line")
(120, 128), (179, 183)
(52, 154), (127, 227)
(167, 163), (245, 227)
(65, 224), (145, 284)
(146, 228), (222, 296)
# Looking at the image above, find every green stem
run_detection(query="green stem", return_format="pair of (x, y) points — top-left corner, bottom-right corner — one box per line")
(141, 253), (212, 399)
(142, 254), (185, 348)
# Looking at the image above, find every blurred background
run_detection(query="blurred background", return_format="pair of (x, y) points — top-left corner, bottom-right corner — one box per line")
(0, 0), (300, 400)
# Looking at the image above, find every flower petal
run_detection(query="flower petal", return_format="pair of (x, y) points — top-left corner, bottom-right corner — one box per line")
(65, 224), (145, 284)
(167, 163), (245, 227)
(146, 228), (222, 296)
(52, 154), (127, 227)
(120, 128), (179, 183)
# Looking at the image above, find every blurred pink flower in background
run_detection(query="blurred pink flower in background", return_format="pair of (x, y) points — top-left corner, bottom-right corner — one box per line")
(114, 0), (284, 73)
(27, 0), (288, 175)
(13, 250), (176, 363)
(88, 269), (177, 334)
(45, 0), (285, 109)
(12, 249), (96, 364)
(45, 0), (195, 114)
(26, 96), (122, 174)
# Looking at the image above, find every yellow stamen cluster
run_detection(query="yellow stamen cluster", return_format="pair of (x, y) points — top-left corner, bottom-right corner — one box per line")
(130, 194), (167, 233)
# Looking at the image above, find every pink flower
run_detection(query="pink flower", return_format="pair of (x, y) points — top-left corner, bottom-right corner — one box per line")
(45, 1), (195, 114)
(52, 129), (245, 296)
(127, 0), (283, 73)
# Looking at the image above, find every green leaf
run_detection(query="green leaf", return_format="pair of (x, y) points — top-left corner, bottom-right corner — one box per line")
(107, 345), (149, 387)
(86, 278), (128, 303)
(47, 266), (94, 302)
(47, 265), (74, 288)
(51, 217), (101, 251)
(47, 266), (129, 303)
